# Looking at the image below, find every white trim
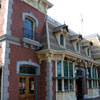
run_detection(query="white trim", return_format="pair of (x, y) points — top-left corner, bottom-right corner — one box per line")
(16, 60), (40, 75)
(46, 20), (50, 49)
(55, 60), (57, 77)
(22, 12), (38, 27)
(59, 33), (66, 48)
(1, 40), (10, 100)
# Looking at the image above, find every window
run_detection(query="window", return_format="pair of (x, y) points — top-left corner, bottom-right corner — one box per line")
(24, 17), (35, 40)
(88, 67), (91, 78)
(57, 61), (62, 77)
(64, 79), (68, 91)
(87, 67), (98, 88)
(60, 34), (64, 46)
(87, 48), (90, 56)
(58, 79), (62, 91)
(69, 62), (73, 77)
(20, 65), (36, 75)
(57, 60), (74, 91)
(63, 61), (68, 76)
(93, 68), (98, 88)
(88, 67), (92, 88)
(76, 42), (79, 52)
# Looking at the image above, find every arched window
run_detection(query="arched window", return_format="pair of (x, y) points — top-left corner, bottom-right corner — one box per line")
(87, 48), (90, 56)
(24, 17), (35, 40)
(60, 34), (64, 46)
(76, 42), (79, 52)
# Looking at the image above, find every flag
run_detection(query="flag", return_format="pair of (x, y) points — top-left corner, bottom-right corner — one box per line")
(81, 14), (83, 23)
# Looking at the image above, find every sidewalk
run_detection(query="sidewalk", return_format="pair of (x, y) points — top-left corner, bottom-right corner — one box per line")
(82, 96), (100, 100)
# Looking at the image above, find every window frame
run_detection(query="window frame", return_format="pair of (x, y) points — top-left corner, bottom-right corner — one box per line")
(76, 41), (80, 53)
(86, 48), (91, 57)
(87, 67), (98, 89)
(60, 34), (64, 46)
(24, 16), (36, 40)
(56, 60), (75, 92)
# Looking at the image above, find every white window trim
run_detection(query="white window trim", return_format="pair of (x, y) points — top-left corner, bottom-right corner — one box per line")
(16, 60), (40, 75)
(22, 12), (38, 27)
(75, 41), (80, 53)
(56, 60), (75, 91)
(86, 47), (91, 57)
(59, 33), (66, 48)
(87, 66), (98, 89)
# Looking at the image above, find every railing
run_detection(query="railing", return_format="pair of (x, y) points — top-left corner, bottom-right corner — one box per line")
(24, 28), (39, 42)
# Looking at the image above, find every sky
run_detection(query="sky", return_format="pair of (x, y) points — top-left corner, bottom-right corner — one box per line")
(47, 0), (100, 36)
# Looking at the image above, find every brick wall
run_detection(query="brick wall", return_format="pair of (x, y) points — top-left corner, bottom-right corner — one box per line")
(11, 0), (45, 41)
(8, 0), (46, 99)
(84, 68), (88, 94)
(8, 44), (39, 100)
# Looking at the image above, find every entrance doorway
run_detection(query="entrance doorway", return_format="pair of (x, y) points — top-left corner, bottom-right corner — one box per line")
(19, 76), (35, 100)
(76, 69), (84, 100)
(19, 65), (36, 100)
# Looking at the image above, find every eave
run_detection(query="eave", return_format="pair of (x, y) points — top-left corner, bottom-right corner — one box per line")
(37, 49), (100, 65)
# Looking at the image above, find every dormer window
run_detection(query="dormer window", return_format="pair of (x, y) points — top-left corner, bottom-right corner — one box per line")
(70, 34), (82, 53)
(82, 41), (93, 57)
(87, 48), (90, 56)
(76, 42), (79, 52)
(53, 24), (68, 48)
(60, 34), (64, 46)
(24, 17), (35, 40)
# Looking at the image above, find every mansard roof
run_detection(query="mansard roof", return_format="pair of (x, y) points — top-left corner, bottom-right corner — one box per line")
(85, 34), (100, 60)
(40, 18), (100, 61)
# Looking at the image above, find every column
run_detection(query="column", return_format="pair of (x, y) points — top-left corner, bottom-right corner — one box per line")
(46, 56), (53, 100)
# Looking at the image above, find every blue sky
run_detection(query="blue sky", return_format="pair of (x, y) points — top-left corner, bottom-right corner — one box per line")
(48, 0), (100, 36)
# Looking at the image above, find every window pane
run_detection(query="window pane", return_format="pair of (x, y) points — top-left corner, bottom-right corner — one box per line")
(63, 61), (68, 77)
(20, 65), (35, 74)
(93, 80), (97, 88)
(87, 48), (90, 56)
(57, 61), (61, 77)
(58, 79), (62, 91)
(88, 67), (91, 78)
(64, 79), (68, 91)
(88, 80), (92, 88)
(76, 42), (79, 52)
(19, 77), (26, 94)
(24, 18), (33, 39)
(92, 68), (97, 79)
(92, 68), (94, 78)
(69, 62), (73, 77)
(29, 78), (35, 93)
(69, 79), (74, 90)
(96, 69), (98, 78)
(60, 34), (64, 46)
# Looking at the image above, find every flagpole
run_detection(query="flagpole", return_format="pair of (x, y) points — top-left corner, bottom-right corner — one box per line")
(80, 14), (83, 35)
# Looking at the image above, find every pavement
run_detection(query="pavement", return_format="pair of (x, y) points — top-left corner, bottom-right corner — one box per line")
(81, 97), (100, 100)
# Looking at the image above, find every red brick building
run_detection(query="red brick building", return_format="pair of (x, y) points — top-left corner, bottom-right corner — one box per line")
(0, 0), (100, 100)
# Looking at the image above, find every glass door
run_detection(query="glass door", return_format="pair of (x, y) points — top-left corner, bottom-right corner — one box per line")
(19, 76), (35, 100)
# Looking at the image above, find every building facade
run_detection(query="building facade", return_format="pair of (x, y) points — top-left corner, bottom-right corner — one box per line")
(0, 0), (100, 100)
